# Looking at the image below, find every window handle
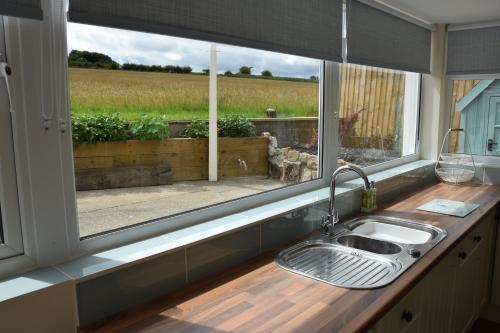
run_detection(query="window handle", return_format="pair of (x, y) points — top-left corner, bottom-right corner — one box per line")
(488, 139), (498, 152)
(0, 62), (14, 113)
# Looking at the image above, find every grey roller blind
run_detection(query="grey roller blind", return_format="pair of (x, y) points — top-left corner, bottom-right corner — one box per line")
(68, 0), (343, 61)
(346, 0), (431, 73)
(447, 26), (500, 75)
(0, 0), (43, 20)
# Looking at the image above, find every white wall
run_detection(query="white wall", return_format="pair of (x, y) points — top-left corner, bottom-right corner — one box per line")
(420, 24), (448, 160)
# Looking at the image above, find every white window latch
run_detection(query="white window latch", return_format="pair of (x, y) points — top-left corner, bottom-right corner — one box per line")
(0, 62), (14, 113)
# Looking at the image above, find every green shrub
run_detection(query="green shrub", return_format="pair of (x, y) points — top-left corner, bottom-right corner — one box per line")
(71, 114), (128, 145)
(180, 119), (209, 138)
(218, 115), (256, 137)
(129, 115), (169, 140)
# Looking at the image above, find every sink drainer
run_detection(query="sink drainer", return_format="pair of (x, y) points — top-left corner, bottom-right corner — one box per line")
(276, 241), (401, 289)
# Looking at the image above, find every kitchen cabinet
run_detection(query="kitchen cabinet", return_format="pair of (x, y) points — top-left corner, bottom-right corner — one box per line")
(372, 208), (497, 333)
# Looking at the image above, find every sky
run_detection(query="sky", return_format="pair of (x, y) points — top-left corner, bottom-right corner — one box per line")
(67, 23), (320, 78)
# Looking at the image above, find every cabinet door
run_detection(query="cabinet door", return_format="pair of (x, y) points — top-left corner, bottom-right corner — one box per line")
(373, 287), (422, 333)
(451, 237), (480, 333)
(419, 252), (457, 333)
(473, 211), (496, 313)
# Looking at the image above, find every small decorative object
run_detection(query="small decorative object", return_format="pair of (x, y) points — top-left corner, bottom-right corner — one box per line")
(435, 128), (475, 184)
(266, 108), (277, 118)
(361, 181), (377, 212)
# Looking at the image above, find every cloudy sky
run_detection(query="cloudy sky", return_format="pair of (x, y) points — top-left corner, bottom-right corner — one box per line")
(67, 23), (320, 78)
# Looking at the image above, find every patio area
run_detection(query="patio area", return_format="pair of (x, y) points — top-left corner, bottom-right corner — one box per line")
(77, 176), (283, 237)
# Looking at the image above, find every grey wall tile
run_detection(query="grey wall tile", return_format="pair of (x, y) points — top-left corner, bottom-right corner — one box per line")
(187, 226), (260, 282)
(377, 166), (435, 203)
(77, 250), (186, 327)
(261, 207), (319, 252)
(335, 189), (363, 218)
(483, 167), (500, 184)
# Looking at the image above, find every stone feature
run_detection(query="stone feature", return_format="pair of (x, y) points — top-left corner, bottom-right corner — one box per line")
(267, 136), (319, 184)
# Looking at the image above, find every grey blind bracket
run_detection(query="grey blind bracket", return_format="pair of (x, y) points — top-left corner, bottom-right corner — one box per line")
(346, 0), (431, 74)
(0, 0), (43, 20)
(447, 25), (500, 75)
(68, 0), (343, 62)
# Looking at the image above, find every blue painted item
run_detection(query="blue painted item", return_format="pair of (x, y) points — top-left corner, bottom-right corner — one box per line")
(456, 79), (500, 155)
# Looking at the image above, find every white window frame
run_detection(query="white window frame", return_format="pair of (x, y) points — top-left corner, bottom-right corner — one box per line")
(0, 16), (23, 260)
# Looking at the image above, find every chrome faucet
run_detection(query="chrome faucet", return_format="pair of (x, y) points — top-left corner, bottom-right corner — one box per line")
(322, 165), (371, 235)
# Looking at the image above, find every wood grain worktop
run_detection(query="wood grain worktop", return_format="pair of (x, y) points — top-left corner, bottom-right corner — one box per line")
(85, 182), (500, 333)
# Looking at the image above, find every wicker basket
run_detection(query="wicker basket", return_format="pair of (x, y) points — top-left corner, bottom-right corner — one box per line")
(435, 129), (476, 184)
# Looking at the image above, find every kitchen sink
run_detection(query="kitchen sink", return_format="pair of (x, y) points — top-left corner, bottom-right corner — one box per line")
(276, 216), (446, 289)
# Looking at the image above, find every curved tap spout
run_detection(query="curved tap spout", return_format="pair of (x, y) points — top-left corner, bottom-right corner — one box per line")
(322, 165), (371, 235)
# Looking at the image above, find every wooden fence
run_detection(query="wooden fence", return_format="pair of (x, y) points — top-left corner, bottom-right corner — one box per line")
(340, 64), (406, 140)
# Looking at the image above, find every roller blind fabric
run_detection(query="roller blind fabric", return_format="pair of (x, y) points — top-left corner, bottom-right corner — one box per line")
(68, 0), (343, 61)
(447, 25), (500, 75)
(0, 0), (43, 20)
(346, 0), (431, 73)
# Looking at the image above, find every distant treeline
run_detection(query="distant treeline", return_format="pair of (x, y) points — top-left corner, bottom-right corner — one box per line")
(68, 50), (192, 73)
(121, 63), (192, 74)
(68, 49), (318, 82)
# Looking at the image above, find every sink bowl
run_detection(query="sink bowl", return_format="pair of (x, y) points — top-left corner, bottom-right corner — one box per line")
(275, 215), (447, 289)
(337, 234), (402, 255)
(343, 216), (442, 245)
(351, 221), (432, 244)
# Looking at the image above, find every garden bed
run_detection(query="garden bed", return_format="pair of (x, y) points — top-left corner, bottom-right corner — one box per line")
(74, 137), (269, 190)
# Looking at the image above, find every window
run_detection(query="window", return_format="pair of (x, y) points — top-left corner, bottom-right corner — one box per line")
(0, 16), (23, 257)
(448, 79), (500, 156)
(338, 63), (421, 167)
(67, 23), (323, 238)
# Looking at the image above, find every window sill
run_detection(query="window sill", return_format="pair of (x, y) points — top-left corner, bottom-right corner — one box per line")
(0, 159), (435, 300)
(53, 159), (435, 283)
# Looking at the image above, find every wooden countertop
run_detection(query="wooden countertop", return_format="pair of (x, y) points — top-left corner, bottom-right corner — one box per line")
(86, 182), (500, 333)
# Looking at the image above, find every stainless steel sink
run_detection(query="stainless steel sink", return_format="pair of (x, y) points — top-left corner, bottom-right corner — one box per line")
(276, 216), (447, 289)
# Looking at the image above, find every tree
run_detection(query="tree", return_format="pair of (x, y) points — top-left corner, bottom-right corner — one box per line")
(224, 70), (233, 76)
(310, 75), (318, 81)
(68, 50), (119, 70)
(238, 66), (252, 75)
(202, 69), (210, 75)
(261, 70), (272, 77)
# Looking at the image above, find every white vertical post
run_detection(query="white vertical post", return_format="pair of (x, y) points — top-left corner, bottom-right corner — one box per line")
(402, 72), (420, 156)
(209, 45), (218, 181)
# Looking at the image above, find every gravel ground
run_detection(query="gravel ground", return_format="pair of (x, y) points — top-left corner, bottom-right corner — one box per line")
(77, 176), (283, 237)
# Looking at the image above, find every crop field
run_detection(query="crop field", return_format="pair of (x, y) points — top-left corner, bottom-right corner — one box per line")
(69, 68), (319, 120)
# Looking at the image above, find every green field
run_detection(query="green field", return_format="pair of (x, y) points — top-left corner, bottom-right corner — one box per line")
(69, 68), (320, 120)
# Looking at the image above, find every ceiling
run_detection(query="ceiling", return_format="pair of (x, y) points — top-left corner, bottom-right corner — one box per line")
(377, 0), (500, 25)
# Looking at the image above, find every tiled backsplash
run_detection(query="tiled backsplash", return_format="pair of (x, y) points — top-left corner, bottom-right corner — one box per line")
(76, 162), (436, 327)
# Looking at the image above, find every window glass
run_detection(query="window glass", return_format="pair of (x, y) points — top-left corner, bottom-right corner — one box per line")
(338, 64), (420, 167)
(449, 79), (500, 156)
(67, 23), (322, 238)
(0, 54), (23, 256)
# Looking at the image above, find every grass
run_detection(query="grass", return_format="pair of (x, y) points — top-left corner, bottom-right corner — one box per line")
(69, 68), (319, 120)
